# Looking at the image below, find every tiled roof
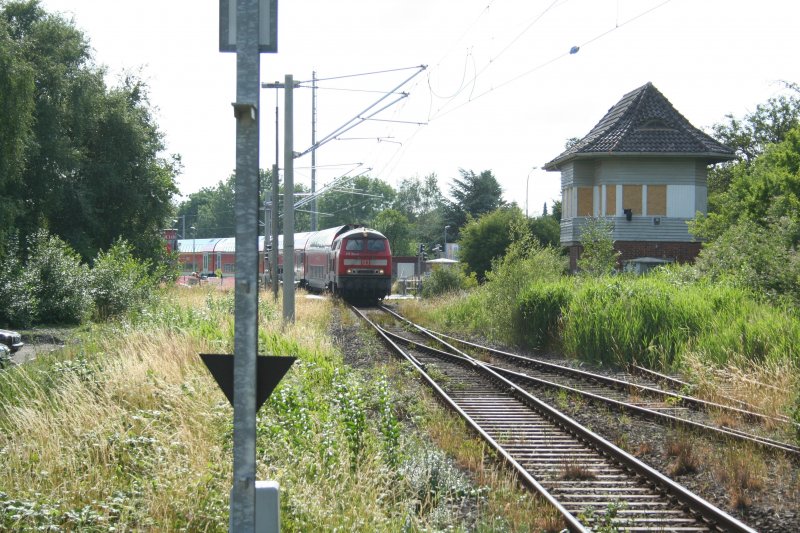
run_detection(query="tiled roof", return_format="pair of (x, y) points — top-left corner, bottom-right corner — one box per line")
(544, 82), (735, 169)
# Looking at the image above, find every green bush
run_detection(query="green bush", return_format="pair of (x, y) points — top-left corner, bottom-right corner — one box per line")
(693, 217), (800, 305)
(577, 217), (620, 276)
(89, 240), (155, 320)
(434, 227), (566, 343)
(24, 230), (91, 324)
(0, 236), (37, 328)
(514, 279), (574, 349)
(422, 267), (473, 298)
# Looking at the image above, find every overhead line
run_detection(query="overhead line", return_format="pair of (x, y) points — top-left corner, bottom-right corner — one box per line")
(295, 65), (426, 84)
(428, 0), (673, 123)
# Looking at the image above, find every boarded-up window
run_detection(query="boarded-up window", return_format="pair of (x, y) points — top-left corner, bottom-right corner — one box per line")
(577, 187), (593, 216)
(647, 184), (666, 216)
(622, 184), (642, 215)
(605, 185), (616, 216)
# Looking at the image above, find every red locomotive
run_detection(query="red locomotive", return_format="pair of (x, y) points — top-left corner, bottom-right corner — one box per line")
(298, 224), (392, 302)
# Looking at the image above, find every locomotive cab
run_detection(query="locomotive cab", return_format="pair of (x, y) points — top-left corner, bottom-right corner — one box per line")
(332, 228), (392, 302)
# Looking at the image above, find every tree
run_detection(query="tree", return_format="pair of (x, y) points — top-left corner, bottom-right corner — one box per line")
(443, 169), (505, 235)
(551, 199), (562, 222)
(709, 86), (800, 196)
(372, 209), (413, 256)
(316, 175), (395, 228)
(0, 14), (34, 253)
(577, 218), (620, 276)
(458, 207), (523, 281)
(527, 214), (560, 248)
(692, 124), (800, 243)
(0, 2), (179, 264)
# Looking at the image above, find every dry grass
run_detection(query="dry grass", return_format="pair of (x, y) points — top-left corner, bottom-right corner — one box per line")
(711, 445), (766, 511)
(683, 352), (799, 431)
(0, 327), (229, 527)
(634, 440), (653, 456)
(560, 459), (596, 481)
(665, 433), (699, 476)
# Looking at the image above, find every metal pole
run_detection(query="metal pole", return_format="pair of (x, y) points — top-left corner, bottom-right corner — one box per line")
(311, 70), (317, 231)
(283, 74), (295, 323)
(231, 0), (259, 529)
(271, 163), (279, 299)
(444, 225), (449, 259)
(271, 86), (280, 301)
(192, 227), (196, 274)
(262, 190), (272, 284)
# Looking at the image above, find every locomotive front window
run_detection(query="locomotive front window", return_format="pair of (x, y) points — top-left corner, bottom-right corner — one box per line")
(367, 239), (385, 251)
(345, 239), (364, 251)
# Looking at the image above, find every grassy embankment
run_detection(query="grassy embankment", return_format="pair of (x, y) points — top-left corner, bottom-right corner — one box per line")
(0, 286), (562, 531)
(399, 255), (800, 429)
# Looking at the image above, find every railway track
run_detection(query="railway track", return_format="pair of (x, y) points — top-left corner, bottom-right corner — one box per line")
(377, 305), (800, 457)
(353, 305), (757, 532)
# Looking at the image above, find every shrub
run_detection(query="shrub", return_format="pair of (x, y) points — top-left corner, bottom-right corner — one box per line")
(89, 240), (155, 320)
(24, 230), (91, 324)
(422, 267), (473, 298)
(577, 217), (620, 276)
(0, 235), (37, 328)
(479, 226), (566, 342)
(693, 217), (800, 305)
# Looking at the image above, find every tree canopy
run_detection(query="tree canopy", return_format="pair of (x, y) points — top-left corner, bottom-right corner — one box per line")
(689, 85), (800, 304)
(458, 207), (524, 282)
(708, 87), (800, 196)
(443, 169), (506, 235)
(0, 1), (179, 263)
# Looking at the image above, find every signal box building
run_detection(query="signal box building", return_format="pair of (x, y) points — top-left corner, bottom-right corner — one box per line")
(543, 82), (735, 272)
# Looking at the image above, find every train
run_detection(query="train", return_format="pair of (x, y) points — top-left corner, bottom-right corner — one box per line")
(174, 224), (393, 302)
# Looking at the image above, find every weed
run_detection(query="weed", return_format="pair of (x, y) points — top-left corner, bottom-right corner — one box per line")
(560, 459), (596, 481)
(556, 388), (570, 411)
(375, 376), (401, 469)
(665, 434), (699, 476)
(713, 445), (765, 511)
(634, 440), (653, 456)
(578, 500), (629, 532)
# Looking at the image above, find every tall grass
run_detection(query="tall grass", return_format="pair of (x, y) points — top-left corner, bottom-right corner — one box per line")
(410, 248), (800, 374)
(0, 286), (553, 530)
(559, 275), (800, 369)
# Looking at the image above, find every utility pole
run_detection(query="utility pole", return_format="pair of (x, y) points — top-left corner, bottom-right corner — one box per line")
(272, 86), (280, 300)
(263, 190), (270, 287)
(311, 70), (317, 231)
(270, 163), (279, 299)
(283, 74), (295, 323)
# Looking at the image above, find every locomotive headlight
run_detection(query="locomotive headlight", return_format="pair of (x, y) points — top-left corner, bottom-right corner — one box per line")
(378, 269), (384, 274)
(347, 269), (353, 274)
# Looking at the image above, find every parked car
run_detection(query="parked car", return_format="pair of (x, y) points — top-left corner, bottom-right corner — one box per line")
(0, 329), (24, 353)
(0, 342), (10, 366)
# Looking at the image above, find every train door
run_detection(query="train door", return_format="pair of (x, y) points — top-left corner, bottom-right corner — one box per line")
(216, 252), (222, 273)
(203, 253), (209, 274)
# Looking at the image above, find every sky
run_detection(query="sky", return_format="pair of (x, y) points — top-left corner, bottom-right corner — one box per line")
(40, 0), (800, 217)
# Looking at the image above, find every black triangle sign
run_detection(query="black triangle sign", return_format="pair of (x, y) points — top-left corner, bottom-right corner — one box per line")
(200, 354), (296, 411)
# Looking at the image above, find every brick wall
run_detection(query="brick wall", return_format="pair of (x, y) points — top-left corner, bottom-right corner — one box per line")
(567, 241), (702, 272)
